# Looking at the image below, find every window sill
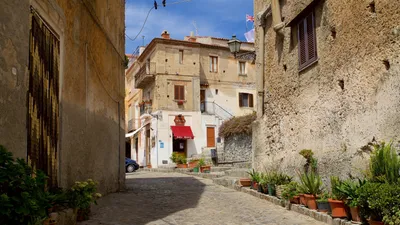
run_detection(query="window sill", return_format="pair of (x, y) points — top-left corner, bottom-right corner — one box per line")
(239, 106), (253, 109)
(173, 100), (187, 102)
(299, 58), (319, 72)
(238, 73), (247, 76)
(209, 71), (218, 73)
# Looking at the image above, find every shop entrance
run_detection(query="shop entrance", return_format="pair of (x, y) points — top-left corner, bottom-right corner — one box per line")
(172, 138), (187, 158)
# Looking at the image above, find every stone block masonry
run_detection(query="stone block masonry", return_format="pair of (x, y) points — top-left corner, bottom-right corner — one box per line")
(219, 133), (252, 163)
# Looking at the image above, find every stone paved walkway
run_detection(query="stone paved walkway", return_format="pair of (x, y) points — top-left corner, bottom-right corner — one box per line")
(79, 171), (325, 225)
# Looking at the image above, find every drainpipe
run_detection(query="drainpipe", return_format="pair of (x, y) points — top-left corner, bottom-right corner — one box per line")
(271, 0), (285, 33)
(256, 6), (272, 118)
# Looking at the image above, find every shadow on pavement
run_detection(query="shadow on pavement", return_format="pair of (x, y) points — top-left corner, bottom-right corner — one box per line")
(81, 174), (206, 225)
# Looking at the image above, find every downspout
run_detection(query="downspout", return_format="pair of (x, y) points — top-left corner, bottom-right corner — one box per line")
(256, 6), (272, 118)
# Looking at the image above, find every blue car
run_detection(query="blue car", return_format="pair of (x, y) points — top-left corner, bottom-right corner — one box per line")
(125, 157), (139, 173)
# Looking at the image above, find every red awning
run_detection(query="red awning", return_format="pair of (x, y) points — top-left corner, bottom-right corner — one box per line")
(171, 126), (194, 139)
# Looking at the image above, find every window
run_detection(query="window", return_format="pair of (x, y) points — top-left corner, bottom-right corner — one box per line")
(128, 104), (133, 120)
(239, 61), (246, 75)
(298, 12), (318, 70)
(179, 50), (184, 64)
(239, 93), (254, 108)
(209, 56), (218, 72)
(174, 85), (185, 100)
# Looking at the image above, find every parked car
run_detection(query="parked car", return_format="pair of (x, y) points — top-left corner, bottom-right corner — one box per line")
(125, 157), (139, 173)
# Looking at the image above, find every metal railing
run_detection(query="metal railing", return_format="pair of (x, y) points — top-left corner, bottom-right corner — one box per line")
(201, 101), (233, 121)
(140, 105), (152, 116)
(135, 62), (156, 88)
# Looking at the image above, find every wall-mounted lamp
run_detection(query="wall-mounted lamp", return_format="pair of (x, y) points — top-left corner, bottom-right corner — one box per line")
(227, 35), (242, 58)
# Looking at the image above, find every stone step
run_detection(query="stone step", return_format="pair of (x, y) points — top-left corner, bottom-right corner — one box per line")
(212, 176), (241, 188)
(186, 171), (225, 179)
(210, 167), (232, 172)
(233, 162), (251, 168)
(223, 168), (250, 178)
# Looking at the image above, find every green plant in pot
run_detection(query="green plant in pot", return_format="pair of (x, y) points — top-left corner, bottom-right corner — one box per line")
(281, 181), (300, 204)
(316, 192), (331, 213)
(297, 170), (322, 210)
(67, 179), (102, 221)
(328, 176), (347, 218)
(0, 146), (51, 225)
(247, 169), (260, 190)
(335, 178), (366, 222)
(198, 157), (211, 173)
(275, 173), (293, 199)
(299, 149), (318, 173)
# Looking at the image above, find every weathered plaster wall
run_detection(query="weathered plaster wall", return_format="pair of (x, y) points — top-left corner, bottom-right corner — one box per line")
(0, 0), (125, 194)
(253, 0), (400, 179)
(0, 0), (30, 159)
(220, 134), (252, 163)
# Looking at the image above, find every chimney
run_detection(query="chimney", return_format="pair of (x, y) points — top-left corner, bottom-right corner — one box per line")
(161, 30), (170, 39)
(188, 31), (196, 42)
(139, 46), (146, 56)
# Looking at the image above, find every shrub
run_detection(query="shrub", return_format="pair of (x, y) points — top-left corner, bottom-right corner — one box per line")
(218, 113), (256, 138)
(335, 178), (366, 207)
(0, 145), (51, 225)
(170, 152), (179, 163)
(247, 169), (261, 182)
(67, 179), (101, 210)
(369, 142), (400, 184)
(281, 181), (300, 200)
(367, 183), (400, 225)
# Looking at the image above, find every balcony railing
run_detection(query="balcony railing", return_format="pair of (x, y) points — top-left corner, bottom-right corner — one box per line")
(140, 104), (152, 116)
(201, 101), (233, 121)
(135, 62), (156, 89)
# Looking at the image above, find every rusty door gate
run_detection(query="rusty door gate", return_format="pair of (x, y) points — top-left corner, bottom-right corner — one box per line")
(27, 11), (60, 187)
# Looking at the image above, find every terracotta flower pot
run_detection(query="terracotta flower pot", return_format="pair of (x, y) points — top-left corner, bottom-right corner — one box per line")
(350, 206), (361, 222)
(299, 194), (307, 206)
(367, 219), (385, 225)
(290, 196), (300, 204)
(304, 194), (318, 210)
(200, 166), (211, 173)
(147, 164), (152, 168)
(252, 182), (259, 190)
(177, 164), (188, 168)
(188, 160), (199, 168)
(239, 178), (251, 187)
(328, 199), (347, 218)
(317, 201), (330, 213)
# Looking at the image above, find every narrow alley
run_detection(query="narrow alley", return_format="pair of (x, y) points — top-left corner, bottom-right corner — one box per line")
(79, 172), (325, 225)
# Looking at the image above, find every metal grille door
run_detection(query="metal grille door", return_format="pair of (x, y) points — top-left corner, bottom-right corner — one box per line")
(27, 12), (60, 187)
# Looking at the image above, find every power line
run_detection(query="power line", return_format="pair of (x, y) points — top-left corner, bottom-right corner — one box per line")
(125, 0), (193, 42)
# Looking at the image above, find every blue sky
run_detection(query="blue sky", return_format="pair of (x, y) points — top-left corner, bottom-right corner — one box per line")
(125, 0), (254, 54)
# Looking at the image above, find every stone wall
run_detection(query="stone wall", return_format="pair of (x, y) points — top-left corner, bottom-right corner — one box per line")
(0, 0), (125, 194)
(219, 134), (252, 163)
(253, 0), (400, 179)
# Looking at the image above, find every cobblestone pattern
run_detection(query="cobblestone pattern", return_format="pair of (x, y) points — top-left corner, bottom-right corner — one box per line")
(79, 171), (325, 225)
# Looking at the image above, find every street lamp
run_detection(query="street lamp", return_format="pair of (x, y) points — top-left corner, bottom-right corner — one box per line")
(227, 35), (242, 58)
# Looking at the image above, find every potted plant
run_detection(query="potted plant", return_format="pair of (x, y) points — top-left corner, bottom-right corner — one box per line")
(177, 100), (184, 105)
(188, 159), (199, 168)
(247, 169), (260, 190)
(335, 178), (366, 222)
(316, 192), (331, 213)
(198, 158), (211, 173)
(328, 176), (348, 218)
(67, 179), (102, 222)
(281, 181), (300, 204)
(275, 173), (292, 198)
(298, 171), (322, 210)
(299, 149), (318, 173)
(176, 155), (188, 168)
(144, 99), (152, 105)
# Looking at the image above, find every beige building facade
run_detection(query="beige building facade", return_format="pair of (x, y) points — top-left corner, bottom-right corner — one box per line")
(127, 32), (256, 167)
(253, 0), (400, 178)
(0, 0), (125, 193)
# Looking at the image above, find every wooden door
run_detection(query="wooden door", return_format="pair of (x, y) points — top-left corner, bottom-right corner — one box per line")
(146, 129), (151, 165)
(206, 127), (215, 147)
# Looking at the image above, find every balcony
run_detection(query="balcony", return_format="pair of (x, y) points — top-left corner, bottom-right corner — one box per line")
(135, 62), (156, 89)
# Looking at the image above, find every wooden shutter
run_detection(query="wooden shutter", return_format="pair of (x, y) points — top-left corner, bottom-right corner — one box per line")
(180, 86), (185, 100)
(207, 127), (215, 147)
(174, 85), (179, 100)
(249, 94), (254, 107)
(298, 12), (317, 70)
(239, 93), (243, 107)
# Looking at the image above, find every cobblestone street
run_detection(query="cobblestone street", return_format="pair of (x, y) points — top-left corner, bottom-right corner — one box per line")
(79, 171), (325, 225)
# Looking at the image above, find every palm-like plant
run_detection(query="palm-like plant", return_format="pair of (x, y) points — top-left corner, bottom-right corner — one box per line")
(298, 171), (323, 195)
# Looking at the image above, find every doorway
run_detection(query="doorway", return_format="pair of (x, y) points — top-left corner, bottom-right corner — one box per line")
(207, 127), (216, 147)
(135, 137), (139, 162)
(200, 89), (206, 112)
(173, 138), (187, 158)
(145, 127), (151, 166)
(125, 141), (131, 158)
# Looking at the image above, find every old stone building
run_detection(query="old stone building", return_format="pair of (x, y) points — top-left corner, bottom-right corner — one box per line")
(0, 0), (125, 193)
(253, 0), (400, 178)
(127, 31), (256, 167)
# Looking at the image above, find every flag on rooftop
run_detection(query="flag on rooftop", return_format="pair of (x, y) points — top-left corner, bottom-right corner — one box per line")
(246, 14), (254, 22)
